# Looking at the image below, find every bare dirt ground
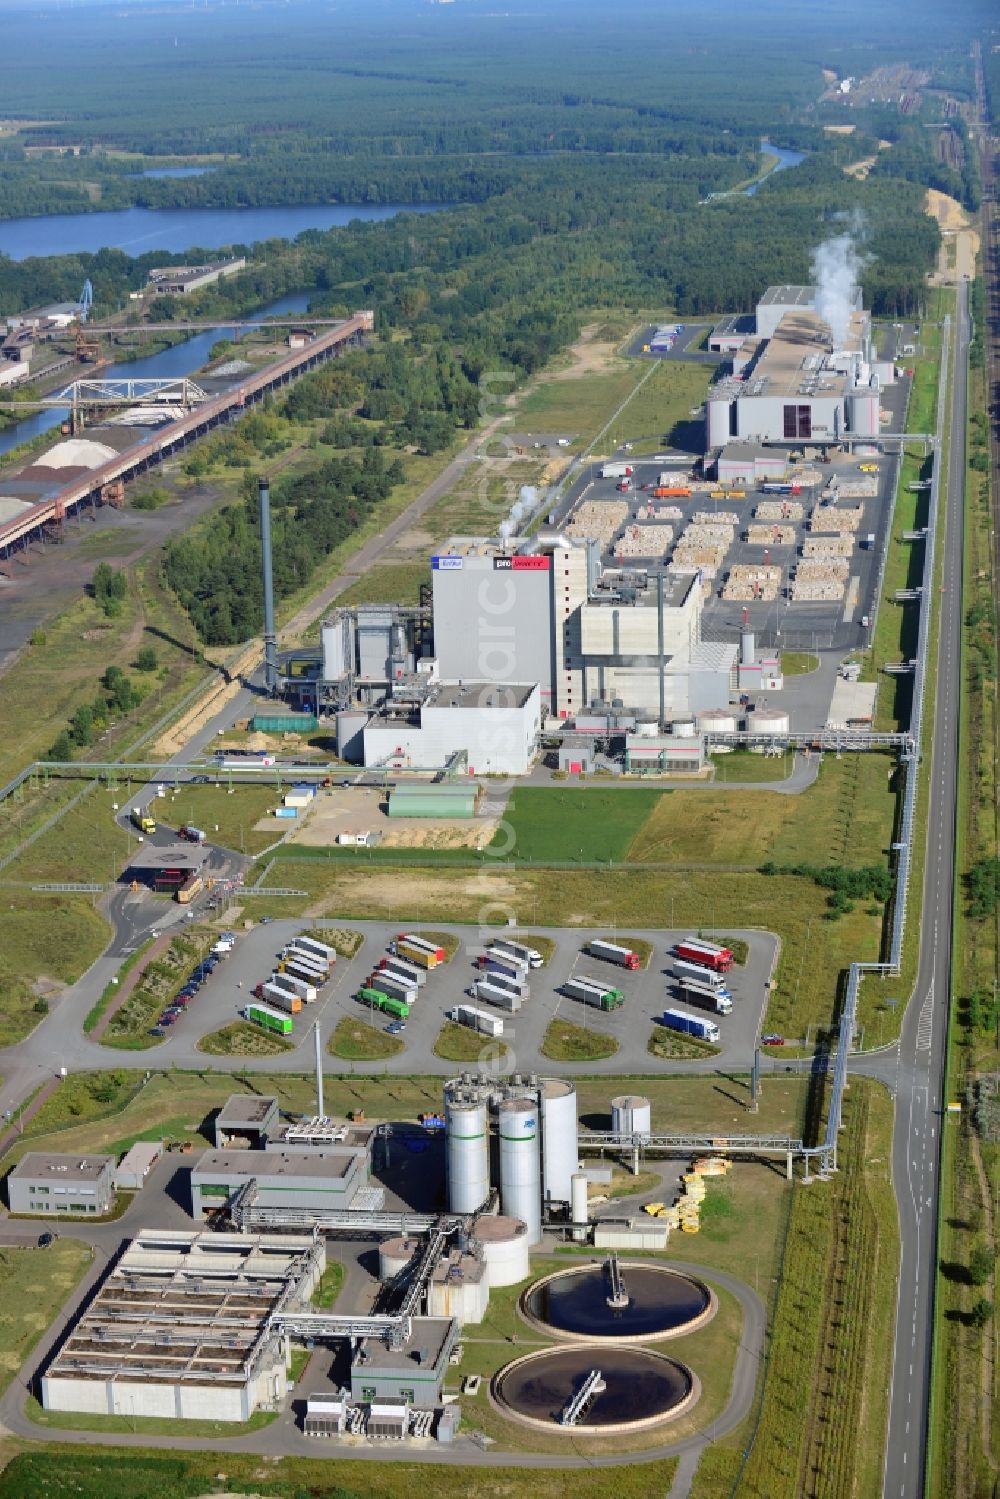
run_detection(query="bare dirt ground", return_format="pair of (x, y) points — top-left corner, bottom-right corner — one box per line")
(306, 868), (517, 920)
(925, 188), (980, 285)
(844, 157), (877, 180)
(285, 787), (499, 849)
(544, 322), (623, 383)
(823, 123), (856, 135)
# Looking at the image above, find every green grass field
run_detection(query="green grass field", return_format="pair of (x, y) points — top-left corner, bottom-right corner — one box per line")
(494, 787), (662, 863)
(329, 1016), (404, 1060)
(0, 1239), (92, 1393)
(156, 782), (284, 856)
(0, 895), (109, 1047)
(540, 1018), (619, 1061)
(196, 1020), (293, 1056)
(515, 357), (710, 452)
(433, 1021), (509, 1064)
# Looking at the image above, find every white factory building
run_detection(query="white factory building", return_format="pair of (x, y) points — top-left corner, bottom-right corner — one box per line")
(706, 284), (896, 457)
(41, 1230), (324, 1423)
(362, 681), (541, 776)
(431, 535), (735, 723)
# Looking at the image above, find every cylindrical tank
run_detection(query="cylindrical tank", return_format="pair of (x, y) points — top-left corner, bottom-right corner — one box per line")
(472, 1215), (531, 1287)
(849, 390), (880, 439)
(698, 708), (737, 735)
(707, 397), (731, 449)
(335, 709), (369, 764)
(427, 1256), (489, 1324)
(740, 628), (756, 666)
(612, 1094), (652, 1138)
(570, 1172), (589, 1243)
(746, 708), (790, 736)
(634, 720), (660, 738)
(541, 1078), (578, 1206)
(379, 1236), (420, 1282)
(671, 720), (697, 738)
(498, 1098), (541, 1245)
(446, 1098), (490, 1214)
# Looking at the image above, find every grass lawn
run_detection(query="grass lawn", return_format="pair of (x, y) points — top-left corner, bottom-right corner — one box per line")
(709, 750), (796, 784)
(494, 787), (663, 863)
(337, 560), (431, 607)
(0, 1240), (91, 1393)
(648, 1025), (721, 1060)
(433, 1021), (509, 1064)
(155, 782), (284, 856)
(0, 782), (131, 884)
(628, 752), (896, 868)
(306, 925), (365, 958)
(407, 928), (461, 960)
(328, 1016), (404, 1061)
(196, 1020), (293, 1056)
(780, 651), (820, 675)
(540, 1019), (618, 1061)
(311, 1260), (346, 1308)
(0, 1450), (679, 1499)
(515, 357), (709, 453)
(0, 895), (109, 1046)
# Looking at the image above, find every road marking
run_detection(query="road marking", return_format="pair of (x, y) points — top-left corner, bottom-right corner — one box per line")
(915, 987), (934, 1051)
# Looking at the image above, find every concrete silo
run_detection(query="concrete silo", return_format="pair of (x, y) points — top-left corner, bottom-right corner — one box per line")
(445, 1095), (490, 1214)
(540, 1078), (579, 1207)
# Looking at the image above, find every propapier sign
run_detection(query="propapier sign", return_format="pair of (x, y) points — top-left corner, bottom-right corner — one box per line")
(492, 555), (550, 570)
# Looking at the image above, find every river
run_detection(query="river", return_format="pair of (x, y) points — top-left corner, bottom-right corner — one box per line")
(745, 142), (807, 195)
(0, 201), (442, 261)
(0, 290), (312, 460)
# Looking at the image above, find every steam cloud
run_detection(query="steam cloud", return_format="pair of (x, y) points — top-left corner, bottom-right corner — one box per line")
(811, 231), (866, 350)
(499, 485), (538, 544)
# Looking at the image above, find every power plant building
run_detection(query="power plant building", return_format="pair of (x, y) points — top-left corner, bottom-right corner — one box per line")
(706, 284), (887, 457)
(189, 1146), (372, 1218)
(362, 681), (541, 775)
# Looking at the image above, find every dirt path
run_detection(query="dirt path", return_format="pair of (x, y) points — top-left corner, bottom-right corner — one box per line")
(0, 1078), (59, 1162)
(90, 933), (171, 1041)
(926, 188), (981, 285)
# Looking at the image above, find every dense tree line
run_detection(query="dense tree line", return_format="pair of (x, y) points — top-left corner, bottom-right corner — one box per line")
(163, 448), (404, 643)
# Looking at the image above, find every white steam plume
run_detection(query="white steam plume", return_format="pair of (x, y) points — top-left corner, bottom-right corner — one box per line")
(499, 485), (538, 544)
(810, 231), (866, 350)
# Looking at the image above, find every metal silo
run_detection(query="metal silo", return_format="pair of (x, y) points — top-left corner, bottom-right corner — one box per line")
(540, 1078), (579, 1206)
(612, 1094), (652, 1139)
(498, 1098), (542, 1244)
(446, 1098), (489, 1214)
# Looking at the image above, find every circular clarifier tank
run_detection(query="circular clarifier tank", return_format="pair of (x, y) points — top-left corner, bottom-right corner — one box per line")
(492, 1344), (699, 1433)
(520, 1261), (716, 1343)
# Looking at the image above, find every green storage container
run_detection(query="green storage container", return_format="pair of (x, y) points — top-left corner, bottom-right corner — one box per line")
(250, 714), (319, 734)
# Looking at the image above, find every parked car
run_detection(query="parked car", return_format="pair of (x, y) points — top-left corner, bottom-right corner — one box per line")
(761, 1033), (785, 1046)
(37, 1231), (56, 1248)
(385, 1020), (406, 1034)
(149, 1027), (165, 1038)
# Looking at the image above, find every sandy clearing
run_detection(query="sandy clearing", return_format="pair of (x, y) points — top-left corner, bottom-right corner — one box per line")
(925, 188), (980, 284)
(548, 322), (625, 382)
(286, 786), (499, 849)
(823, 123), (856, 135)
(844, 157), (877, 180)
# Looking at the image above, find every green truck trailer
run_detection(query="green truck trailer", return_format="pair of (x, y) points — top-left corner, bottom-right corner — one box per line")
(357, 988), (411, 1020)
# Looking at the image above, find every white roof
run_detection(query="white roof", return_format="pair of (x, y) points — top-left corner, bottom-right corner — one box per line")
(827, 678), (878, 727)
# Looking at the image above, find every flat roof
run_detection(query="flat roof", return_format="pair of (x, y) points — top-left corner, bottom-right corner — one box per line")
(426, 683), (536, 711)
(10, 1152), (112, 1182)
(758, 284), (815, 307)
(44, 1230), (318, 1388)
(827, 678), (878, 726)
(735, 310), (867, 402)
(117, 1141), (162, 1172)
(353, 1316), (454, 1373)
(711, 313), (756, 336)
(217, 1094), (279, 1126)
(193, 1148), (359, 1181)
(589, 570), (697, 609)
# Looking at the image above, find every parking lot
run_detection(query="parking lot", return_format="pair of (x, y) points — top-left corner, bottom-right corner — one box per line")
(141, 919), (778, 1075)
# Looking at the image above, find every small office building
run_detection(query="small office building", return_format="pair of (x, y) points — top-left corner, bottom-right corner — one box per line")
(7, 1153), (115, 1216)
(213, 1094), (279, 1149)
(350, 1317), (457, 1409)
(190, 1146), (369, 1218)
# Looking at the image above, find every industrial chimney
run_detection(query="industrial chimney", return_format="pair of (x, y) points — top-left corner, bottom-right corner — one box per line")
(258, 476), (278, 694)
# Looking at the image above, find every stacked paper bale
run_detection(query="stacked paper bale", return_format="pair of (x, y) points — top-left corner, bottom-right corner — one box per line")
(802, 533), (854, 558)
(791, 556), (849, 601)
(755, 499), (805, 521)
(692, 510), (740, 527)
(722, 564), (782, 601)
(746, 524), (796, 547)
(614, 523), (675, 560)
(566, 499), (629, 545)
(809, 503), (864, 534)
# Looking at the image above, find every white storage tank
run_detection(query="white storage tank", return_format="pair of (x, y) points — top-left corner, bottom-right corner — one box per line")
(707, 397), (732, 449)
(541, 1078), (579, 1206)
(498, 1098), (542, 1245)
(698, 708), (737, 735)
(849, 389), (880, 439)
(446, 1098), (490, 1214)
(472, 1214), (531, 1286)
(335, 709), (369, 763)
(671, 719), (698, 738)
(379, 1236), (420, 1282)
(612, 1094), (652, 1138)
(570, 1172), (589, 1243)
(746, 708), (790, 736)
(634, 720), (660, 738)
(427, 1253), (489, 1324)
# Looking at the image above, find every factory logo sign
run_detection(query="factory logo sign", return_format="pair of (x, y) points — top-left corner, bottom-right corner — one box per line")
(432, 555), (464, 569)
(493, 555), (550, 571)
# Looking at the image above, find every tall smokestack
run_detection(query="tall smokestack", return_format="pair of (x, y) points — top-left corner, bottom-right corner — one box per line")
(314, 1021), (325, 1120)
(258, 476), (278, 694)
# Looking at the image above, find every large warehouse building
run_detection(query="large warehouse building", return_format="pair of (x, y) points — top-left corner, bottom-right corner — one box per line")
(705, 284), (894, 454)
(41, 1230), (324, 1422)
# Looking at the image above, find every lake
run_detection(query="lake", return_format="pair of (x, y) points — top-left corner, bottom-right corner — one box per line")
(0, 201), (443, 261)
(746, 142), (807, 196)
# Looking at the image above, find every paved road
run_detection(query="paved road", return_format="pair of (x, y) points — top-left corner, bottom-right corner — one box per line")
(881, 283), (968, 1497)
